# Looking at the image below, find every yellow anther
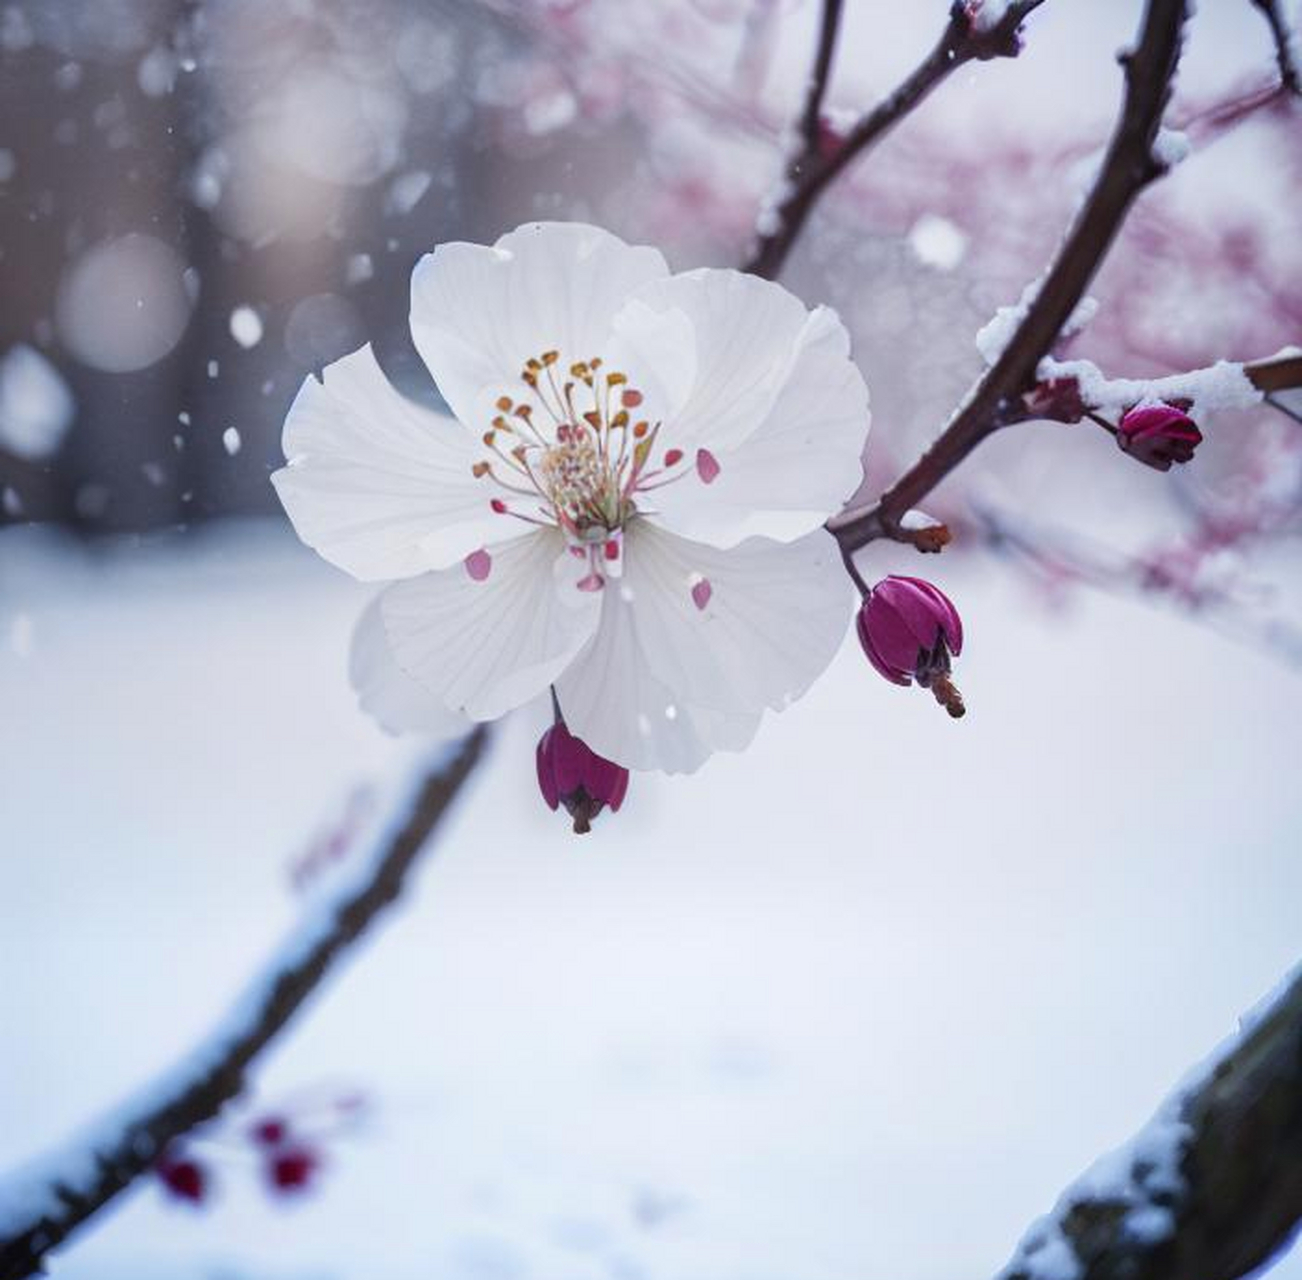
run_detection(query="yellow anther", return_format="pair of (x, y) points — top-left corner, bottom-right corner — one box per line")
(472, 461), (490, 478)
(607, 372), (627, 387)
(495, 396), (512, 412)
(542, 350), (559, 366)
(633, 421), (649, 438)
(483, 431), (496, 447)
(612, 410), (629, 429)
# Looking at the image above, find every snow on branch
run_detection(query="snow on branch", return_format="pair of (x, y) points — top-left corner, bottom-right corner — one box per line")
(995, 965), (1302, 1280)
(828, 0), (1191, 555)
(0, 728), (488, 1280)
(743, 0), (1047, 281)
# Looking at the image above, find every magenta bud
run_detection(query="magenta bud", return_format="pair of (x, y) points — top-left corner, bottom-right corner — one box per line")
(251, 1116), (288, 1147)
(1116, 403), (1202, 471)
(156, 1151), (208, 1205)
(856, 575), (966, 717)
(267, 1145), (320, 1194)
(536, 720), (629, 834)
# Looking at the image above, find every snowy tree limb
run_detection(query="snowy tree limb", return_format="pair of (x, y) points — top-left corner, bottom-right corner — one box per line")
(1245, 350), (1302, 394)
(996, 965), (1302, 1280)
(0, 728), (488, 1280)
(743, 1), (1047, 281)
(1250, 0), (1302, 95)
(827, 0), (1190, 555)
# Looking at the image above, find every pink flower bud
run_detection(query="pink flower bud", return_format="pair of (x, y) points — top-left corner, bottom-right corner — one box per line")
(1116, 403), (1202, 471)
(267, 1145), (320, 1194)
(856, 575), (966, 718)
(536, 719), (629, 834)
(156, 1151), (208, 1205)
(251, 1116), (288, 1147)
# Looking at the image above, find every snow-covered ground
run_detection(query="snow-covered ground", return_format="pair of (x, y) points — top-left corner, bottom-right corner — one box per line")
(1, 519), (1300, 1280)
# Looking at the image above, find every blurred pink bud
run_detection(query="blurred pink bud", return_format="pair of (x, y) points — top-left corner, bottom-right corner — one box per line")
(536, 719), (629, 834)
(156, 1151), (208, 1205)
(1116, 403), (1202, 471)
(856, 575), (966, 717)
(267, 1146), (320, 1194)
(251, 1116), (288, 1146)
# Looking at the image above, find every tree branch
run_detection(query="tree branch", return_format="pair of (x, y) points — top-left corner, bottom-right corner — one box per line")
(828, 0), (1191, 555)
(1250, 0), (1302, 95)
(743, 1), (1047, 281)
(0, 728), (488, 1280)
(795, 0), (844, 157)
(996, 965), (1302, 1280)
(1245, 350), (1302, 394)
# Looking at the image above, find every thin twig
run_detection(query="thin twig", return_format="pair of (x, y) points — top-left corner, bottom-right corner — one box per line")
(1250, 0), (1302, 95)
(827, 0), (1191, 554)
(795, 0), (844, 156)
(743, 1), (1047, 281)
(0, 729), (488, 1280)
(996, 966), (1302, 1280)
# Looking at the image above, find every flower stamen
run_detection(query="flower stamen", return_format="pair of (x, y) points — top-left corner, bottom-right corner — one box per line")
(469, 348), (701, 592)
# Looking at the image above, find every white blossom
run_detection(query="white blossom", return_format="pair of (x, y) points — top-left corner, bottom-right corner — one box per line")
(273, 223), (870, 773)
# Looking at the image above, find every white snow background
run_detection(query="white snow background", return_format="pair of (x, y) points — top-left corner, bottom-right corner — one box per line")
(1, 519), (1299, 1280)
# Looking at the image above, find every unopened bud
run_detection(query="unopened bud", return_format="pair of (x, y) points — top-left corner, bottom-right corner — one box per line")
(1117, 402), (1202, 471)
(856, 575), (966, 717)
(536, 719), (629, 834)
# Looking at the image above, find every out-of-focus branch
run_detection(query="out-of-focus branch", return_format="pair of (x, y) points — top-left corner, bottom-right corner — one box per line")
(973, 500), (1302, 668)
(795, 0), (844, 157)
(828, 0), (1190, 555)
(0, 729), (488, 1280)
(743, 1), (1047, 281)
(1250, 0), (1302, 95)
(996, 966), (1302, 1280)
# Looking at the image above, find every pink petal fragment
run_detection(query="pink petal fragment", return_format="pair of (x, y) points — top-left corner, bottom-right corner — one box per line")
(577, 572), (605, 592)
(695, 448), (720, 484)
(464, 549), (492, 582)
(691, 577), (712, 611)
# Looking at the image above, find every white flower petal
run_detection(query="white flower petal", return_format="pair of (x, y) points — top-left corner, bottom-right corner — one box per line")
(349, 596), (472, 738)
(613, 267), (813, 455)
(410, 222), (670, 430)
(557, 659), (761, 776)
(642, 302), (870, 547)
(380, 530), (601, 721)
(557, 521), (850, 772)
(271, 345), (507, 581)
